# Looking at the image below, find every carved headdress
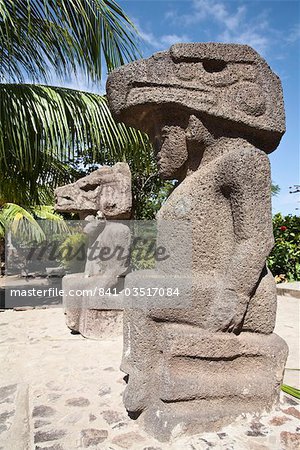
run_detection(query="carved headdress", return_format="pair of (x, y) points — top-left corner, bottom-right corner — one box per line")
(107, 43), (285, 152)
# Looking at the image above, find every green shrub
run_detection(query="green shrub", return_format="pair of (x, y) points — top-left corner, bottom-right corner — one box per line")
(268, 213), (300, 282)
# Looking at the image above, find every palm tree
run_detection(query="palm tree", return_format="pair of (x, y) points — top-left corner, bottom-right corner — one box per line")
(0, 0), (163, 247)
(0, 84), (153, 206)
(1, 0), (140, 83)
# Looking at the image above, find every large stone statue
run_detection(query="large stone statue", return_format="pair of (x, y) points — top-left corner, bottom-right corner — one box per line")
(55, 163), (132, 339)
(107, 43), (288, 440)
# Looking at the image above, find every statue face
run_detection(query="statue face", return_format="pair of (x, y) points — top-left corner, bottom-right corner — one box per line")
(153, 125), (188, 180)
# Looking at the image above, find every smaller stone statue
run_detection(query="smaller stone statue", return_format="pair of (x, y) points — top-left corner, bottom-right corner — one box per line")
(55, 163), (132, 339)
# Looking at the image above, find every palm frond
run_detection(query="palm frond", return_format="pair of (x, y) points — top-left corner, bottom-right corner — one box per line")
(0, 0), (140, 82)
(0, 84), (153, 205)
(281, 384), (300, 399)
(1, 203), (70, 241)
(0, 212), (6, 238)
(0, 146), (75, 206)
(32, 205), (70, 234)
(1, 202), (46, 242)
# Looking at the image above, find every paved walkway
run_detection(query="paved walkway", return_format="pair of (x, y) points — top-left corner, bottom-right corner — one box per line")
(0, 296), (299, 449)
(277, 282), (300, 300)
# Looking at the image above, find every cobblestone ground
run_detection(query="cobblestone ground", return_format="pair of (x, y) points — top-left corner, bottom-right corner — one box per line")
(0, 296), (299, 450)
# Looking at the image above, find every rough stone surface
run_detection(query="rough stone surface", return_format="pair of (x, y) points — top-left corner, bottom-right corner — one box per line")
(111, 431), (145, 448)
(80, 428), (108, 447)
(32, 405), (56, 417)
(65, 397), (90, 407)
(101, 409), (125, 424)
(0, 306), (298, 449)
(34, 419), (52, 429)
(143, 447), (162, 450)
(282, 407), (300, 420)
(280, 431), (300, 450)
(98, 386), (111, 397)
(0, 385), (17, 403)
(35, 445), (64, 450)
(107, 43), (288, 441)
(0, 410), (14, 433)
(55, 162), (132, 339)
(34, 429), (67, 443)
(269, 416), (291, 426)
(55, 162), (132, 219)
(107, 43), (285, 153)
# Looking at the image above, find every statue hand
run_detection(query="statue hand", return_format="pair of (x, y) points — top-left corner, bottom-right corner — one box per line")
(215, 288), (249, 333)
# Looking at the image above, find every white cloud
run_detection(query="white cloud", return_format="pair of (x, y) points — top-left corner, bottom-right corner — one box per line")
(47, 69), (106, 94)
(175, 0), (246, 29)
(139, 28), (190, 49)
(165, 0), (270, 55)
(160, 34), (191, 47)
(135, 17), (190, 51)
(165, 10), (177, 21)
(219, 29), (269, 55)
(285, 25), (300, 43)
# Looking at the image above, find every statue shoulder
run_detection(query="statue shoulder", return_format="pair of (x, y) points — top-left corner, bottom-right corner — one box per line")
(223, 146), (269, 162)
(220, 147), (270, 175)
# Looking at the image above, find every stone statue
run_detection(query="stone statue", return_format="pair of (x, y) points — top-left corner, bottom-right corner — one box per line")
(107, 43), (288, 440)
(55, 163), (132, 339)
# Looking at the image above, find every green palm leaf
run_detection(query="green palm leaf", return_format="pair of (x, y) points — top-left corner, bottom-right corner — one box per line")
(0, 84), (153, 205)
(0, 212), (6, 238)
(0, 144), (75, 206)
(0, 1), (162, 222)
(1, 203), (46, 242)
(1, 203), (69, 242)
(281, 384), (300, 399)
(0, 0), (140, 82)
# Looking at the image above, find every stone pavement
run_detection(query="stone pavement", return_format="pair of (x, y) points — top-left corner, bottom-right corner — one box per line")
(274, 295), (300, 389)
(0, 296), (299, 450)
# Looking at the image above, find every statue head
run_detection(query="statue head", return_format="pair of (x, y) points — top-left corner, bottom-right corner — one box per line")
(107, 43), (285, 179)
(55, 162), (132, 219)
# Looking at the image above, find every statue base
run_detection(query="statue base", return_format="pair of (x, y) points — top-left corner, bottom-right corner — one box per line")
(124, 324), (288, 441)
(62, 273), (123, 339)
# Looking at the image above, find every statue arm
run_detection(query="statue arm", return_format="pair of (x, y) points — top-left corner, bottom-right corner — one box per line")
(226, 148), (274, 294)
(219, 148), (274, 331)
(94, 224), (131, 288)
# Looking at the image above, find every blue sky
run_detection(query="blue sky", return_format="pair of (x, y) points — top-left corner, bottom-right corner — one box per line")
(62, 0), (300, 215)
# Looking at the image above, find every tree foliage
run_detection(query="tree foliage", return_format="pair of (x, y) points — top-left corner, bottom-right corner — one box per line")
(271, 183), (280, 196)
(0, 0), (140, 83)
(0, 84), (153, 206)
(0, 1), (167, 234)
(0, 203), (68, 241)
(268, 213), (300, 282)
(0, 0), (179, 250)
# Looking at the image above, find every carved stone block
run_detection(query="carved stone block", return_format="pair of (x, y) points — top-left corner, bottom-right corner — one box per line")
(107, 43), (288, 440)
